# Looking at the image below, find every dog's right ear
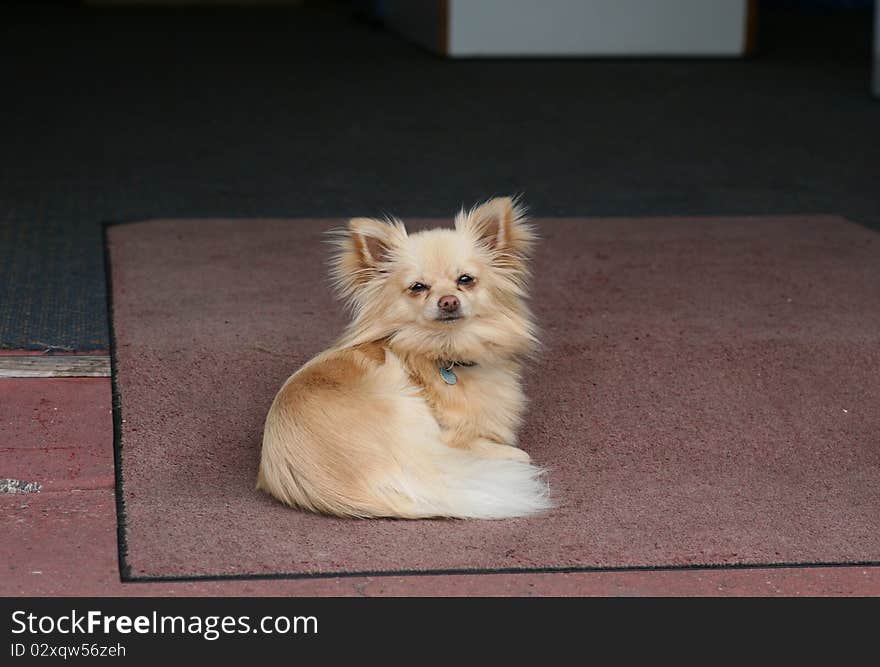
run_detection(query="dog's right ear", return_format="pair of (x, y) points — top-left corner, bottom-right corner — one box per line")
(329, 217), (406, 300)
(348, 217), (397, 270)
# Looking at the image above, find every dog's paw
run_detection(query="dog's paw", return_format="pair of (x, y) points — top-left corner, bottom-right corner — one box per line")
(472, 439), (532, 463)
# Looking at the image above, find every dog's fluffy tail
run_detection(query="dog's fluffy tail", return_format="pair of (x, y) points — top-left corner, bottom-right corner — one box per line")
(379, 446), (553, 520)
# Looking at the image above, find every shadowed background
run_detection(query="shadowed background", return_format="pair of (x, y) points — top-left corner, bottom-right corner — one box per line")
(1, 1), (878, 350)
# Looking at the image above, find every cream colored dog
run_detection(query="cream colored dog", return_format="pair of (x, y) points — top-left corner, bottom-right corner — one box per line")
(257, 197), (551, 519)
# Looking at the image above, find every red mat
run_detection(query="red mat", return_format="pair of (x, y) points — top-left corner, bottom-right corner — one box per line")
(106, 215), (880, 580)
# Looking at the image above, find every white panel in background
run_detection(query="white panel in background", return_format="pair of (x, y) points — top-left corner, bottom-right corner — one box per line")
(447, 0), (748, 57)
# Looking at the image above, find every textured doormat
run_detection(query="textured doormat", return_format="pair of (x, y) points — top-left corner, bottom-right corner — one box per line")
(106, 215), (880, 581)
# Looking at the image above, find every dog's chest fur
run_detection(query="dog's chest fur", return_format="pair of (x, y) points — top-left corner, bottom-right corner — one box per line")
(400, 354), (526, 448)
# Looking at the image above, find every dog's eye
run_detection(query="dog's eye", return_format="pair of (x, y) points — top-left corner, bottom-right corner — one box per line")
(457, 274), (475, 286)
(409, 282), (428, 293)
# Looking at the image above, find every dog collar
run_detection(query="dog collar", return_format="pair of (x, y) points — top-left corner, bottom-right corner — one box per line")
(438, 360), (477, 385)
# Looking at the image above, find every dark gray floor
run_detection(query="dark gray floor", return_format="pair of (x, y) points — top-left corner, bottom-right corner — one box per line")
(1, 3), (877, 350)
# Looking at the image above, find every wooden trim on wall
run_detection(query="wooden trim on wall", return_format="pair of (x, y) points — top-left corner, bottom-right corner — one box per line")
(0, 355), (111, 378)
(744, 0), (758, 56)
(437, 0), (449, 56)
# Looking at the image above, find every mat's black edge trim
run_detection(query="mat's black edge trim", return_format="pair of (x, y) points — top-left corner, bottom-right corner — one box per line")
(102, 220), (133, 582)
(122, 559), (880, 584)
(105, 215), (880, 586)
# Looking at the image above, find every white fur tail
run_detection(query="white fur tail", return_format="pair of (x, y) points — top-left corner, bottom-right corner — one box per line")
(381, 446), (554, 520)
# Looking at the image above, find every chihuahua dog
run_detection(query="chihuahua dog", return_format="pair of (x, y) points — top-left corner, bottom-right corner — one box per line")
(257, 197), (551, 519)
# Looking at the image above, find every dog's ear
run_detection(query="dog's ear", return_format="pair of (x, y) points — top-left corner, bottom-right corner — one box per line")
(329, 217), (406, 300)
(456, 196), (536, 261)
(348, 217), (398, 269)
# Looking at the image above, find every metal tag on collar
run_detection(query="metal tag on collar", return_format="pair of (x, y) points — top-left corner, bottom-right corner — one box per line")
(439, 364), (458, 385)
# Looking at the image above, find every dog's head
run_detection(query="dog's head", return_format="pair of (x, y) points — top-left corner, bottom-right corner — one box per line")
(330, 196), (538, 362)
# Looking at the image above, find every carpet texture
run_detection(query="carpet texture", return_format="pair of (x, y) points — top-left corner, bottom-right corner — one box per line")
(107, 216), (880, 579)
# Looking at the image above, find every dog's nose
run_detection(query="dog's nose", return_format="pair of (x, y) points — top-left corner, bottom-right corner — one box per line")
(438, 295), (460, 312)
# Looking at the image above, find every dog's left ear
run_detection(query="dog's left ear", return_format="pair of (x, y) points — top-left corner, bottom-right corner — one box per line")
(456, 196), (536, 261)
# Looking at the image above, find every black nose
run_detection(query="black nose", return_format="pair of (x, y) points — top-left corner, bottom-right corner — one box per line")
(438, 295), (460, 312)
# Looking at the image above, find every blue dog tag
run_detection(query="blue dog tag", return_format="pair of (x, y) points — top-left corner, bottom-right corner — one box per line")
(439, 366), (457, 385)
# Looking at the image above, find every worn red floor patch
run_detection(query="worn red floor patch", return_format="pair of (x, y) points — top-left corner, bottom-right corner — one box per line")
(106, 216), (880, 580)
(0, 378), (114, 492)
